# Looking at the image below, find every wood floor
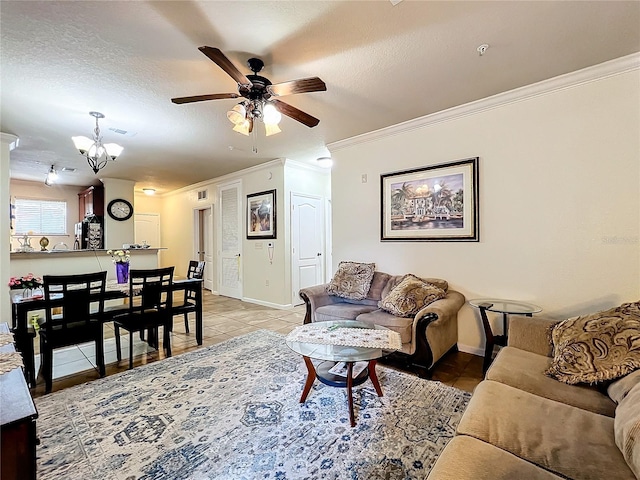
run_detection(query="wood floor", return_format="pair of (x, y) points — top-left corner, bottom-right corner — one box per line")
(31, 290), (484, 398)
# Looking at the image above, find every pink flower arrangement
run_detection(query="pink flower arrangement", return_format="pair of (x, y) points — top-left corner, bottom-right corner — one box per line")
(8, 273), (43, 290)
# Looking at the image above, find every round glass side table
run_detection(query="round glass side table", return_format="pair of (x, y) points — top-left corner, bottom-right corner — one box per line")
(468, 298), (542, 374)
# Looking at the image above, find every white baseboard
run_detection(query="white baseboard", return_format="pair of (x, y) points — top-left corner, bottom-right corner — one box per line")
(457, 343), (484, 357)
(241, 297), (293, 310)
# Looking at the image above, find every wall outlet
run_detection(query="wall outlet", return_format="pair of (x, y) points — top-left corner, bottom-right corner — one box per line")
(265, 280), (269, 287)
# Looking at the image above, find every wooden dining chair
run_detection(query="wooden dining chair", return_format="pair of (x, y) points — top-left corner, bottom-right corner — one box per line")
(172, 261), (205, 333)
(41, 271), (107, 393)
(113, 267), (174, 369)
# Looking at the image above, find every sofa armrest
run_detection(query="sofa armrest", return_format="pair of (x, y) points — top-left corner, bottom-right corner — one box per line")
(415, 290), (466, 325)
(299, 284), (343, 324)
(410, 290), (466, 370)
(507, 315), (557, 357)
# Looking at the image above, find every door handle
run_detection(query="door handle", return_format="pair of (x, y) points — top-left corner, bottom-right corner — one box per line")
(317, 253), (322, 256)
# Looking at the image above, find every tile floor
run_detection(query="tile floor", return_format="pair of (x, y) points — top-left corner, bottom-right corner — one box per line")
(30, 290), (484, 398)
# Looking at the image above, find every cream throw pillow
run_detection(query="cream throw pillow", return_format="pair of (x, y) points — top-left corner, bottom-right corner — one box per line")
(325, 261), (375, 300)
(378, 274), (446, 318)
(545, 302), (640, 385)
(615, 381), (640, 478)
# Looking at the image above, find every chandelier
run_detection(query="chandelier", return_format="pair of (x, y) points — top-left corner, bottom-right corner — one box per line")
(227, 100), (282, 137)
(72, 111), (124, 174)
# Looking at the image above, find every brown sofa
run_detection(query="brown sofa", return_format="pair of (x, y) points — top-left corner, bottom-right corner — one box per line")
(428, 315), (640, 480)
(299, 271), (465, 377)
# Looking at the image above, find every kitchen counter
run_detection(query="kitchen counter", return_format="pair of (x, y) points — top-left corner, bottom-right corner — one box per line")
(10, 248), (165, 259)
(10, 248), (164, 281)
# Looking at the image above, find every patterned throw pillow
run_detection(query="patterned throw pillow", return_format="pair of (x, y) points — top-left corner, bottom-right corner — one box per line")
(378, 274), (446, 318)
(325, 261), (376, 300)
(545, 302), (640, 385)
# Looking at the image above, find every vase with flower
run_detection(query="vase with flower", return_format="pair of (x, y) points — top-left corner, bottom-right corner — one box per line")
(107, 249), (131, 284)
(8, 273), (43, 299)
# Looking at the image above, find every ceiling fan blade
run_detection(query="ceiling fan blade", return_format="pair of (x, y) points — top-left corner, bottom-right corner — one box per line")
(198, 46), (252, 86)
(171, 93), (240, 104)
(268, 77), (326, 97)
(272, 99), (320, 128)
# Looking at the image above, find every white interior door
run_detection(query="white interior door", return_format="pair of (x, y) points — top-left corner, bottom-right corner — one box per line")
(218, 182), (242, 299)
(134, 213), (160, 248)
(292, 193), (324, 305)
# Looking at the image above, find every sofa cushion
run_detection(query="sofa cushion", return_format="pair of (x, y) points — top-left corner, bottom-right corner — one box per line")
(546, 302), (640, 385)
(427, 435), (564, 480)
(457, 380), (635, 480)
(615, 381), (640, 478)
(378, 274), (446, 317)
(342, 271), (391, 306)
(609, 369), (640, 404)
(356, 309), (413, 344)
(487, 346), (616, 417)
(325, 261), (376, 300)
(381, 275), (448, 298)
(314, 303), (378, 322)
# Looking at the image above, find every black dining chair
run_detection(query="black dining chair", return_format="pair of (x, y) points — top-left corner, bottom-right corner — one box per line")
(41, 271), (107, 393)
(172, 261), (205, 333)
(113, 267), (174, 369)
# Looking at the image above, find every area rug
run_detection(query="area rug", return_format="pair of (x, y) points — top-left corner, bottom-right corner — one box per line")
(35, 330), (471, 480)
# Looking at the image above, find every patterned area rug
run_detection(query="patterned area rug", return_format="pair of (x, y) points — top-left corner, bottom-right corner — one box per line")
(35, 330), (471, 479)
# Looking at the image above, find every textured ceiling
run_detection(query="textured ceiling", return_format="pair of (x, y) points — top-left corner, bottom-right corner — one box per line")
(2, 1), (639, 193)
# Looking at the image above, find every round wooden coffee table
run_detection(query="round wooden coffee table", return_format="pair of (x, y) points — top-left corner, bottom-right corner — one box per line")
(286, 320), (398, 427)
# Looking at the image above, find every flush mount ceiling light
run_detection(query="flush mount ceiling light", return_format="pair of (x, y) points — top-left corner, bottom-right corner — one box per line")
(142, 188), (156, 195)
(44, 165), (58, 186)
(72, 111), (124, 174)
(316, 157), (333, 168)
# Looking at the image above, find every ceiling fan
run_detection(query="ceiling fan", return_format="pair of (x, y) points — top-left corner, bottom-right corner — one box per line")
(171, 46), (326, 133)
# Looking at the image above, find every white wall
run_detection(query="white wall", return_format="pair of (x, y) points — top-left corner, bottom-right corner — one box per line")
(1, 133), (18, 321)
(101, 178), (135, 249)
(329, 61), (640, 353)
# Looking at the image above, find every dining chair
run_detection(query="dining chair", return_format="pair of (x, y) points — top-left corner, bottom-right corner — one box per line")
(41, 271), (107, 393)
(113, 266), (174, 369)
(172, 261), (205, 333)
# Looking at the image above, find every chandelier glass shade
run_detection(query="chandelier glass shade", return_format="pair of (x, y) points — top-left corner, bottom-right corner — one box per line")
(227, 100), (281, 137)
(72, 112), (123, 174)
(44, 165), (58, 186)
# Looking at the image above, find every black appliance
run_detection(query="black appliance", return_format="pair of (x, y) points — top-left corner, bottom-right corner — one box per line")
(74, 216), (103, 250)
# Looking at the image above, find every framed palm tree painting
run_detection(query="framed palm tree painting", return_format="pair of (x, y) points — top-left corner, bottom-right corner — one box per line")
(380, 157), (479, 241)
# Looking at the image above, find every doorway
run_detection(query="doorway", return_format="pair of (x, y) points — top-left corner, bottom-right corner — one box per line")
(193, 206), (214, 291)
(291, 193), (325, 305)
(217, 181), (243, 299)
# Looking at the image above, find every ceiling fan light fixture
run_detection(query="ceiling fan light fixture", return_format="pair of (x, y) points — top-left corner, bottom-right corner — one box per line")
(264, 123), (281, 137)
(233, 118), (252, 136)
(263, 102), (282, 125)
(227, 103), (247, 125)
(72, 112), (123, 174)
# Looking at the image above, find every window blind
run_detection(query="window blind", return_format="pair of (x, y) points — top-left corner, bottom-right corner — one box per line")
(14, 198), (67, 235)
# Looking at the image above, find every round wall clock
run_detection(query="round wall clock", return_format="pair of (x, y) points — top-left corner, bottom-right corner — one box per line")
(107, 198), (133, 221)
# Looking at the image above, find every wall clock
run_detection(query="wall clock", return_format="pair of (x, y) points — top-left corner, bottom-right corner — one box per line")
(107, 198), (133, 221)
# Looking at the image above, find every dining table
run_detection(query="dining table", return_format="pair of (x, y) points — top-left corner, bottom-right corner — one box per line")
(10, 278), (203, 387)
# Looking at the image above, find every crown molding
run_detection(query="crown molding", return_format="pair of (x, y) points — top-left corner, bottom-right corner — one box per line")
(284, 158), (331, 175)
(165, 158), (285, 197)
(329, 53), (640, 152)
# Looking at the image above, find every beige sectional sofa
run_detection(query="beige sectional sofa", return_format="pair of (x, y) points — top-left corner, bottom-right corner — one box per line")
(299, 271), (465, 378)
(428, 315), (640, 479)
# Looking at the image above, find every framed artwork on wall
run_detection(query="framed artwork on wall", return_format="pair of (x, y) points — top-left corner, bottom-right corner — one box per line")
(247, 189), (276, 239)
(380, 157), (479, 242)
